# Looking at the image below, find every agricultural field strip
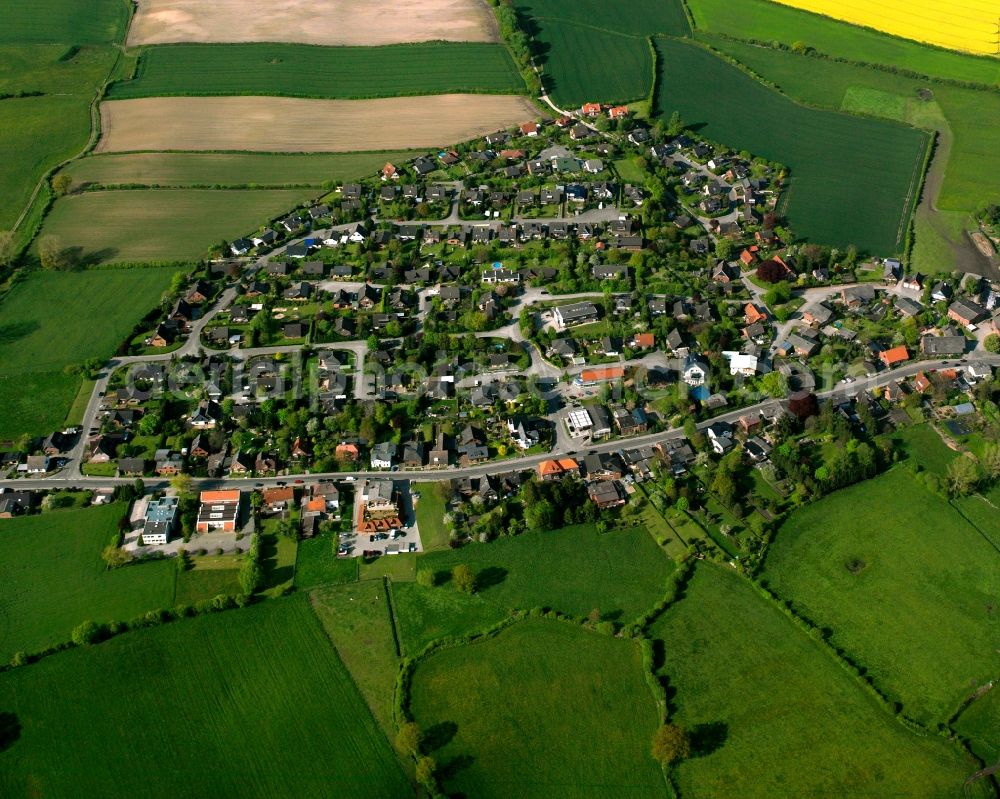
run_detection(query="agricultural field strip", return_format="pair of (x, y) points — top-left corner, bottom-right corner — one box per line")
(127, 0), (499, 46)
(653, 37), (929, 253)
(96, 95), (540, 153)
(108, 42), (526, 100)
(769, 0), (1000, 55)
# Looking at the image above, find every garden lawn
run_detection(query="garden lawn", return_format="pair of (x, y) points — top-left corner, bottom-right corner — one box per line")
(38, 189), (314, 263)
(0, 503), (176, 661)
(108, 42), (525, 99)
(414, 483), (450, 550)
(409, 619), (668, 799)
(517, 0), (689, 107)
(417, 523), (673, 622)
(62, 150), (418, 188)
(888, 422), (957, 475)
(0, 595), (410, 798)
(310, 582), (400, 736)
(650, 564), (980, 798)
(173, 565), (241, 605)
(0, 267), (177, 374)
(653, 37), (928, 254)
(685, 0), (1000, 85)
(294, 533), (360, 588)
(763, 469), (1000, 724)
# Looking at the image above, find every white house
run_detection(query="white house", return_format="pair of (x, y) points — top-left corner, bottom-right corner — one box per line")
(370, 441), (396, 469)
(142, 496), (179, 546)
(682, 359), (708, 386)
(724, 351), (759, 377)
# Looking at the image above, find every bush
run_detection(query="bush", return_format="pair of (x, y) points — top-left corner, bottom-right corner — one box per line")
(71, 620), (103, 646)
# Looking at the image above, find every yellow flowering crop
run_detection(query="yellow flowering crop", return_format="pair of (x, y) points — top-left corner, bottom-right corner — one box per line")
(772, 0), (1000, 56)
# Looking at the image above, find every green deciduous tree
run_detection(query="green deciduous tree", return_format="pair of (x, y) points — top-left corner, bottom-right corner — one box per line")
(651, 723), (690, 766)
(396, 722), (422, 757)
(451, 563), (475, 594)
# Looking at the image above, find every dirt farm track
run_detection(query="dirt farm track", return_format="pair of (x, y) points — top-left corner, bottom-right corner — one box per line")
(128, 0), (499, 46)
(95, 95), (538, 153)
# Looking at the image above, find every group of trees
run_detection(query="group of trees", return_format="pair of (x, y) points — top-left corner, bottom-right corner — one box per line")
(944, 442), (1000, 498)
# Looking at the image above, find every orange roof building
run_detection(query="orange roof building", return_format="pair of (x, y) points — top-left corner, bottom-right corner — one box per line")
(745, 303), (767, 325)
(633, 332), (654, 349)
(879, 345), (910, 367)
(196, 490), (241, 533)
(608, 105), (629, 119)
(578, 366), (625, 385)
(538, 458), (581, 480)
(581, 102), (603, 117)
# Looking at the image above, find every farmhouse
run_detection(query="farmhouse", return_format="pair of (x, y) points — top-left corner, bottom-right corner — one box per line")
(195, 489), (241, 533)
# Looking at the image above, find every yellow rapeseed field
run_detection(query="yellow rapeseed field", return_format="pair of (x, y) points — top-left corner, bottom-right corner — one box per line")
(771, 0), (1000, 55)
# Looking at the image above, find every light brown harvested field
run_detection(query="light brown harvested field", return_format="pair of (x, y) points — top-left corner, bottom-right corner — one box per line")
(128, 0), (498, 46)
(96, 95), (539, 153)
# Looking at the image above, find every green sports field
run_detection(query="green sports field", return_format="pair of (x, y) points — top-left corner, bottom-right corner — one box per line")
(762, 469), (1000, 724)
(686, 0), (1000, 85)
(409, 620), (668, 798)
(650, 564), (982, 798)
(0, 503), (176, 661)
(61, 150), (419, 188)
(0, 266), (177, 438)
(416, 523), (674, 622)
(517, 0), (689, 106)
(0, 595), (411, 798)
(108, 42), (526, 99)
(39, 188), (314, 263)
(653, 37), (928, 254)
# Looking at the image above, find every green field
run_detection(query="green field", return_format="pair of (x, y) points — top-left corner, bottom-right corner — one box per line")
(0, 2), (126, 233)
(653, 37), (928, 254)
(310, 582), (400, 736)
(650, 564), (981, 798)
(108, 42), (526, 99)
(0, 595), (411, 798)
(0, 266), (177, 437)
(0, 267), (176, 374)
(763, 469), (1000, 724)
(518, 0), (689, 106)
(686, 0), (1000, 85)
(39, 189), (314, 263)
(409, 620), (668, 798)
(889, 422), (957, 475)
(696, 37), (1000, 223)
(173, 565), (242, 605)
(1, 0), (126, 45)
(0, 370), (82, 439)
(417, 523), (674, 622)
(0, 92), (94, 230)
(393, 580), (510, 655)
(62, 150), (418, 188)
(294, 533), (360, 589)
(955, 687), (1000, 764)
(0, 503), (176, 661)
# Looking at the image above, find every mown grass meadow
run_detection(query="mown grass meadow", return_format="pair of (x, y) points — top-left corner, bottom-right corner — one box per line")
(0, 503), (175, 661)
(61, 150), (419, 188)
(0, 595), (411, 798)
(650, 564), (981, 798)
(39, 188), (314, 263)
(762, 468), (1000, 724)
(409, 619), (669, 799)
